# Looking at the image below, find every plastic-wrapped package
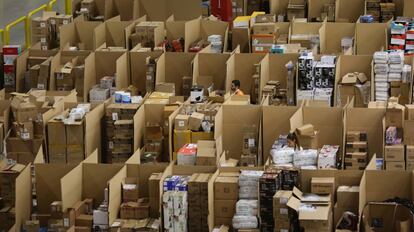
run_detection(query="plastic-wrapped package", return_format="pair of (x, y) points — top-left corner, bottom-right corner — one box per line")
(373, 51), (389, 63)
(270, 147), (295, 165)
(232, 215), (258, 229)
(374, 63), (389, 74)
(389, 50), (404, 64)
(318, 145), (339, 169)
(236, 200), (258, 216)
(375, 74), (388, 82)
(389, 64), (403, 73)
(355, 81), (371, 105)
(388, 72), (402, 81)
(239, 186), (258, 199)
(293, 149), (317, 167)
(239, 170), (264, 187)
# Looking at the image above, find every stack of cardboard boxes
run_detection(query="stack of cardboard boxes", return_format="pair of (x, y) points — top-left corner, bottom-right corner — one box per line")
(385, 103), (406, 170)
(214, 172), (239, 227)
(47, 104), (91, 164)
(148, 173), (162, 218)
(273, 190), (293, 231)
(109, 218), (160, 231)
(251, 15), (277, 53)
(188, 173), (211, 231)
(120, 178), (150, 220)
(32, 14), (73, 50)
(89, 76), (116, 104)
(338, 72), (369, 107)
(105, 103), (139, 163)
(23, 56), (54, 92)
(380, 2), (395, 22)
(76, 0), (103, 21)
(365, 0), (381, 22)
(286, 0), (306, 21)
(345, 131), (368, 170)
(62, 198), (94, 229)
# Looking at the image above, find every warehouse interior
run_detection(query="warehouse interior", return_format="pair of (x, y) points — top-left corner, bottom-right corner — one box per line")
(1, 0), (414, 231)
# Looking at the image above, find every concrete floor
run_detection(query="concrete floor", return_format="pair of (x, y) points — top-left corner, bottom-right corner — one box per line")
(0, 0), (65, 46)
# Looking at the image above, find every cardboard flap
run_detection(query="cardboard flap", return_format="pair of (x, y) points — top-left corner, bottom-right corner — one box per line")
(287, 195), (301, 212)
(299, 204), (330, 221)
(115, 52), (129, 89)
(15, 164), (32, 230)
(61, 163), (83, 211)
(293, 186), (304, 199)
(108, 166), (127, 224)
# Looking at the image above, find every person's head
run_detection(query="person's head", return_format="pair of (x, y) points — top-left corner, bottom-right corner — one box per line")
(287, 132), (298, 148)
(231, 80), (241, 92)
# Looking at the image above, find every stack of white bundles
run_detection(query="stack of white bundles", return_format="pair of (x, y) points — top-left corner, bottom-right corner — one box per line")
(402, 65), (412, 83)
(270, 147), (295, 165)
(374, 63), (389, 74)
(373, 51), (389, 63)
(317, 145), (339, 169)
(235, 200), (258, 216)
(239, 170), (264, 199)
(293, 149), (318, 168)
(374, 51), (390, 101)
(388, 72), (402, 82)
(389, 63), (403, 73)
(389, 50), (404, 64)
(232, 215), (258, 229)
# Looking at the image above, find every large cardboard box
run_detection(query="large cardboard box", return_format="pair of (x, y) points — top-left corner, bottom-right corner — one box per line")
(386, 161), (406, 171)
(311, 177), (335, 195)
(337, 186), (359, 210)
(214, 176), (238, 200)
(385, 145), (405, 162)
(214, 199), (236, 218)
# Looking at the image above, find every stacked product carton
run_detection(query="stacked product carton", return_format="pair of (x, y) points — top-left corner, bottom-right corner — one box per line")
(345, 131), (368, 170)
(3, 45), (22, 93)
(163, 175), (190, 231)
(273, 190), (293, 231)
(214, 172), (239, 227)
(188, 173), (211, 231)
(105, 103), (139, 163)
(259, 170), (282, 232)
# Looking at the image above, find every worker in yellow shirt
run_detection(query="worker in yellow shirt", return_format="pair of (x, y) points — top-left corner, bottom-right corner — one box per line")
(231, 79), (244, 96)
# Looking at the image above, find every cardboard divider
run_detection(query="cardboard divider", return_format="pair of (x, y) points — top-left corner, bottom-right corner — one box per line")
(114, 0), (135, 21)
(91, 50), (127, 87)
(218, 104), (261, 161)
(335, 55), (373, 107)
(355, 21), (389, 55)
(34, 147), (78, 214)
(155, 52), (196, 95)
(289, 21), (323, 42)
(60, 21), (102, 51)
(15, 49), (58, 92)
(335, 0), (364, 22)
(61, 163), (123, 211)
(307, 0), (335, 21)
(129, 47), (163, 95)
(404, 0), (414, 17)
(345, 107), (385, 160)
(184, 18), (229, 53)
(168, 104), (182, 160)
(166, 20), (185, 41)
(193, 53), (230, 92)
(225, 53), (266, 98)
(160, 164), (218, 231)
(259, 53), (300, 101)
(358, 170), (414, 216)
(49, 51), (91, 101)
(135, 0), (202, 21)
(115, 53), (130, 89)
(124, 16), (148, 50)
(95, 21), (134, 49)
(14, 163), (32, 231)
(84, 103), (105, 159)
(262, 105), (299, 162)
(133, 105), (145, 152)
(107, 163), (169, 224)
(270, 0), (289, 16)
(83, 149), (99, 163)
(319, 22), (355, 54)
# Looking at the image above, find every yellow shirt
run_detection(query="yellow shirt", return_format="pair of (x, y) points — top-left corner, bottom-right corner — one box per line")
(235, 89), (244, 96)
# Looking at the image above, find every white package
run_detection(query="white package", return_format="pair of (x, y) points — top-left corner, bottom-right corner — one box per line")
(373, 51), (389, 63)
(239, 186), (258, 199)
(375, 74), (388, 82)
(236, 200), (258, 216)
(239, 170), (264, 186)
(389, 64), (403, 73)
(271, 147), (295, 165)
(389, 50), (404, 64)
(232, 215), (258, 229)
(293, 149), (317, 167)
(374, 64), (389, 74)
(402, 65), (412, 83)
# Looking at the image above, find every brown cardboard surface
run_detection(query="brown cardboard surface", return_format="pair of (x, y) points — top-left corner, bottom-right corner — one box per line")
(308, 0), (335, 20)
(14, 164), (32, 231)
(114, 0), (135, 21)
(225, 53), (266, 97)
(60, 21), (102, 51)
(166, 20), (186, 41)
(135, 0), (201, 21)
(270, 0), (289, 15)
(115, 53), (129, 90)
(193, 53), (230, 92)
(335, 0), (364, 22)
(133, 106), (145, 152)
(94, 50), (126, 84)
(262, 106), (298, 161)
(355, 22), (388, 55)
(184, 18), (229, 53)
(108, 166), (127, 224)
(300, 169), (363, 193)
(219, 104), (261, 161)
(319, 22), (355, 55)
(102, 21), (133, 48)
(130, 50), (162, 95)
(155, 52), (196, 96)
(85, 103), (104, 160)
